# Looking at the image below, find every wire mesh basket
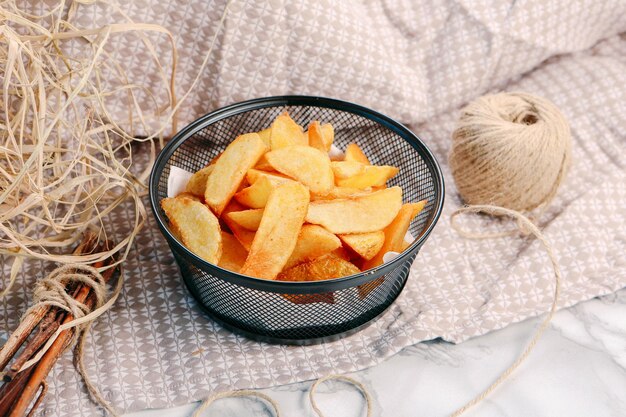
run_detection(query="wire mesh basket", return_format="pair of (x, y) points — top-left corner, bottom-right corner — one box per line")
(149, 96), (444, 344)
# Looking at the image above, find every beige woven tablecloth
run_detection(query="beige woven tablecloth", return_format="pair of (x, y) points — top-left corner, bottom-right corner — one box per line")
(1, 1), (625, 415)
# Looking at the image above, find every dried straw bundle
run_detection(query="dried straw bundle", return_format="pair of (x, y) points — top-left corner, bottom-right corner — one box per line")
(0, 0), (221, 290)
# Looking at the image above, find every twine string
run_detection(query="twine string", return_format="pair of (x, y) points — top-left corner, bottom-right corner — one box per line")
(448, 204), (561, 417)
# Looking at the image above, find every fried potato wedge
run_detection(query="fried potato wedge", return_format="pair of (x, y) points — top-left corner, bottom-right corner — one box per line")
(278, 254), (360, 282)
(234, 176), (274, 209)
(222, 201), (256, 250)
(225, 208), (264, 231)
(307, 121), (334, 152)
(363, 200), (427, 270)
(331, 161), (398, 188)
(245, 168), (293, 186)
(257, 127), (271, 148)
(161, 196), (222, 264)
(306, 186), (402, 234)
(310, 186), (373, 201)
(185, 165), (214, 198)
(331, 161), (365, 179)
(270, 112), (307, 149)
(254, 154), (275, 171)
(344, 143), (370, 164)
(240, 182), (309, 279)
(284, 225), (342, 269)
(218, 231), (248, 273)
(204, 133), (267, 215)
(320, 123), (334, 152)
(338, 231), (385, 261)
(265, 146), (334, 194)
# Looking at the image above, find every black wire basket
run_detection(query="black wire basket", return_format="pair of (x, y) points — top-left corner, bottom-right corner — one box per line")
(149, 96), (444, 345)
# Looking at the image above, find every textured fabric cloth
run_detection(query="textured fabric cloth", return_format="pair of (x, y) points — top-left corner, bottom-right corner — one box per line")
(1, 1), (625, 415)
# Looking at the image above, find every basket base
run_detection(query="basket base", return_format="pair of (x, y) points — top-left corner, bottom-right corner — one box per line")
(182, 277), (407, 346)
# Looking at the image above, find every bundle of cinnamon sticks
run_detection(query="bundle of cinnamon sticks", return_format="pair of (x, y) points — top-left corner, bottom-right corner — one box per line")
(0, 233), (119, 417)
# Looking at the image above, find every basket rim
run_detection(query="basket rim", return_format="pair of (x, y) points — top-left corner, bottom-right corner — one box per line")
(149, 95), (445, 293)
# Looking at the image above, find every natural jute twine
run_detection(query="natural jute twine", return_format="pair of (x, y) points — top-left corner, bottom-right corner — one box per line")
(449, 92), (571, 212)
(192, 374), (372, 417)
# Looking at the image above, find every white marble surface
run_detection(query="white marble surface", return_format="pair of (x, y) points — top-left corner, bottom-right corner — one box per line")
(126, 288), (626, 417)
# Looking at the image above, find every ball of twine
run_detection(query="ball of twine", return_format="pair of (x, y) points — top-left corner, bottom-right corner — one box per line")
(449, 92), (572, 212)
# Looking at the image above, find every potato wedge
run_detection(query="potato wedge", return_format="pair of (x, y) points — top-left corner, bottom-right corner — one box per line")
(257, 127), (271, 148)
(331, 160), (398, 188)
(279, 253), (356, 302)
(246, 168), (293, 186)
(311, 186), (372, 201)
(218, 231), (248, 273)
(161, 196), (222, 264)
(338, 231), (385, 261)
(320, 123), (334, 152)
(331, 161), (365, 180)
(278, 253), (360, 282)
(363, 200), (427, 270)
(234, 176), (274, 208)
(306, 186), (403, 234)
(205, 133), (267, 216)
(344, 143), (370, 164)
(240, 182), (309, 279)
(284, 224), (342, 269)
(265, 146), (334, 194)
(225, 208), (264, 231)
(222, 201), (256, 250)
(307, 121), (333, 152)
(254, 154), (275, 171)
(270, 112), (307, 149)
(185, 164), (214, 198)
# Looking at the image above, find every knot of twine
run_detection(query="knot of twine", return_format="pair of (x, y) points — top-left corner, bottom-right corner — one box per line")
(29, 264), (107, 326)
(449, 91), (571, 213)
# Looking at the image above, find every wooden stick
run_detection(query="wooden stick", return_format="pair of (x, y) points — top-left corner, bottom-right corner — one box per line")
(0, 366), (34, 416)
(0, 233), (98, 372)
(7, 256), (118, 417)
(4, 244), (106, 383)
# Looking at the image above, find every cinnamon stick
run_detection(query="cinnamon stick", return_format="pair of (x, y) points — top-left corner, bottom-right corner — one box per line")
(0, 233), (99, 372)
(7, 256), (118, 417)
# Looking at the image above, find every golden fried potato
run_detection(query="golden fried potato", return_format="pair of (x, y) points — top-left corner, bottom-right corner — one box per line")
(225, 208), (264, 231)
(278, 254), (360, 282)
(331, 161), (398, 189)
(161, 196), (222, 264)
(320, 123), (334, 152)
(344, 143), (370, 164)
(240, 182), (309, 279)
(363, 200), (427, 270)
(307, 121), (334, 152)
(254, 154), (275, 171)
(265, 146), (334, 194)
(234, 176), (273, 209)
(284, 224), (342, 269)
(245, 168), (293, 186)
(331, 161), (365, 179)
(338, 231), (385, 261)
(270, 112), (307, 149)
(310, 186), (373, 201)
(257, 127), (271, 148)
(205, 133), (267, 216)
(306, 186), (403, 234)
(185, 165), (214, 198)
(222, 201), (256, 250)
(218, 231), (248, 273)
